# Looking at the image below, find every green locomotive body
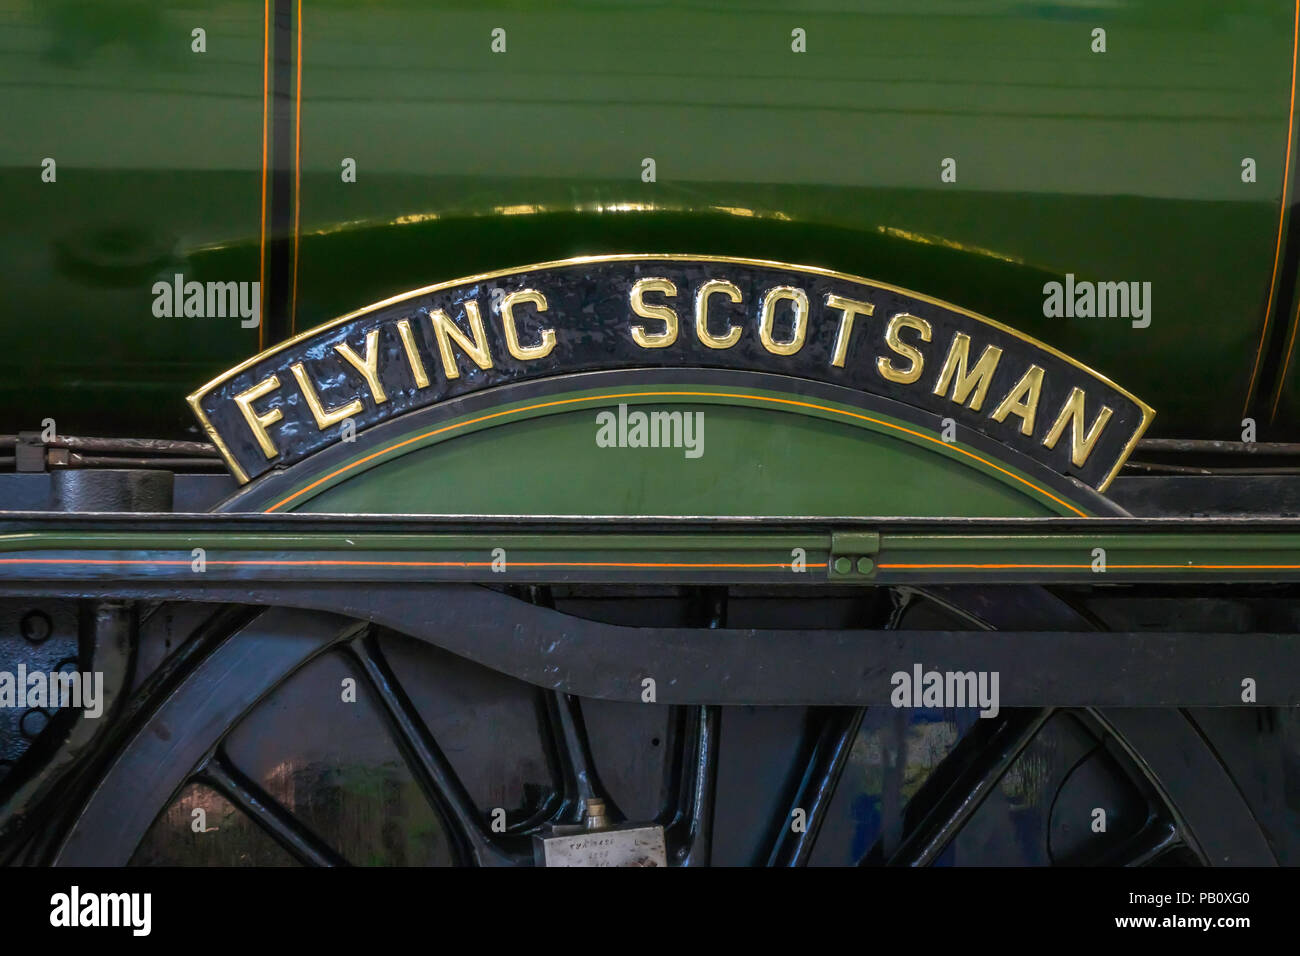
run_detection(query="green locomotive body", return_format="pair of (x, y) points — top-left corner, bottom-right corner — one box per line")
(4, 1), (1300, 873)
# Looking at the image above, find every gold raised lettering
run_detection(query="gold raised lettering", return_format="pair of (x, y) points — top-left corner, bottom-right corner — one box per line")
(825, 294), (875, 368)
(396, 318), (429, 389)
(629, 277), (678, 348)
(991, 365), (1045, 435)
(429, 300), (494, 379)
(233, 375), (284, 460)
(335, 329), (388, 405)
(500, 289), (557, 360)
(933, 333), (1003, 412)
(291, 362), (364, 430)
(758, 285), (808, 356)
(876, 312), (932, 384)
(1043, 386), (1114, 466)
(694, 279), (743, 350)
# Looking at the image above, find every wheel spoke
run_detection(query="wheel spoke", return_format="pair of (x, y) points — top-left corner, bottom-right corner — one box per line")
(768, 706), (865, 866)
(666, 704), (720, 866)
(198, 750), (348, 867)
(880, 707), (1054, 867)
(1101, 817), (1183, 867)
(347, 630), (520, 866)
(517, 584), (620, 827)
(663, 589), (726, 866)
(544, 690), (619, 824)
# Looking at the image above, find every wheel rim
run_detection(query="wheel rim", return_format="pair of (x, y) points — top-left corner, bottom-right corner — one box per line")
(52, 590), (1276, 867)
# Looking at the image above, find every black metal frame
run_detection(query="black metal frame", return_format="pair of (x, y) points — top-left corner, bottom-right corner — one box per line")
(0, 582), (1294, 706)
(40, 600), (1274, 867)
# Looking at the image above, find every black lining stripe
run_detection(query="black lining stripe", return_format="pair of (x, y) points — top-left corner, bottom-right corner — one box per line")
(264, 0), (296, 347)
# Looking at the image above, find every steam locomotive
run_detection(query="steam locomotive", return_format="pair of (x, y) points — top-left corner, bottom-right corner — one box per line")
(3, 0), (1300, 869)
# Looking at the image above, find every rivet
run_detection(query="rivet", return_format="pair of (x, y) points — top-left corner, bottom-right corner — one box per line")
(20, 611), (52, 643)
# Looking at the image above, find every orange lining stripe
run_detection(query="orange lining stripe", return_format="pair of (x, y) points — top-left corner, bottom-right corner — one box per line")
(880, 563), (1300, 570)
(261, 390), (1088, 516)
(1249, 0), (1300, 415)
(10, 556), (1300, 572)
(0, 557), (824, 570)
(257, 0), (270, 352)
(6, 557), (1300, 572)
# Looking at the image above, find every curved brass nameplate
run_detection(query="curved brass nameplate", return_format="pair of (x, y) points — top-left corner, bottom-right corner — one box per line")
(188, 254), (1154, 491)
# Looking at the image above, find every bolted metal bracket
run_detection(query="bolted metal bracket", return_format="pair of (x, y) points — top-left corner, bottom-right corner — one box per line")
(828, 530), (880, 581)
(14, 431), (51, 472)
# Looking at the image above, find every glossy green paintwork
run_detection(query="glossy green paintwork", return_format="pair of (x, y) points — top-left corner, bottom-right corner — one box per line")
(2, 1), (1296, 448)
(293, 390), (1073, 517)
(7, 523), (1300, 584)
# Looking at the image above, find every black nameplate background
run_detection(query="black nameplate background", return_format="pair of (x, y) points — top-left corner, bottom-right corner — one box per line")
(190, 257), (1151, 489)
